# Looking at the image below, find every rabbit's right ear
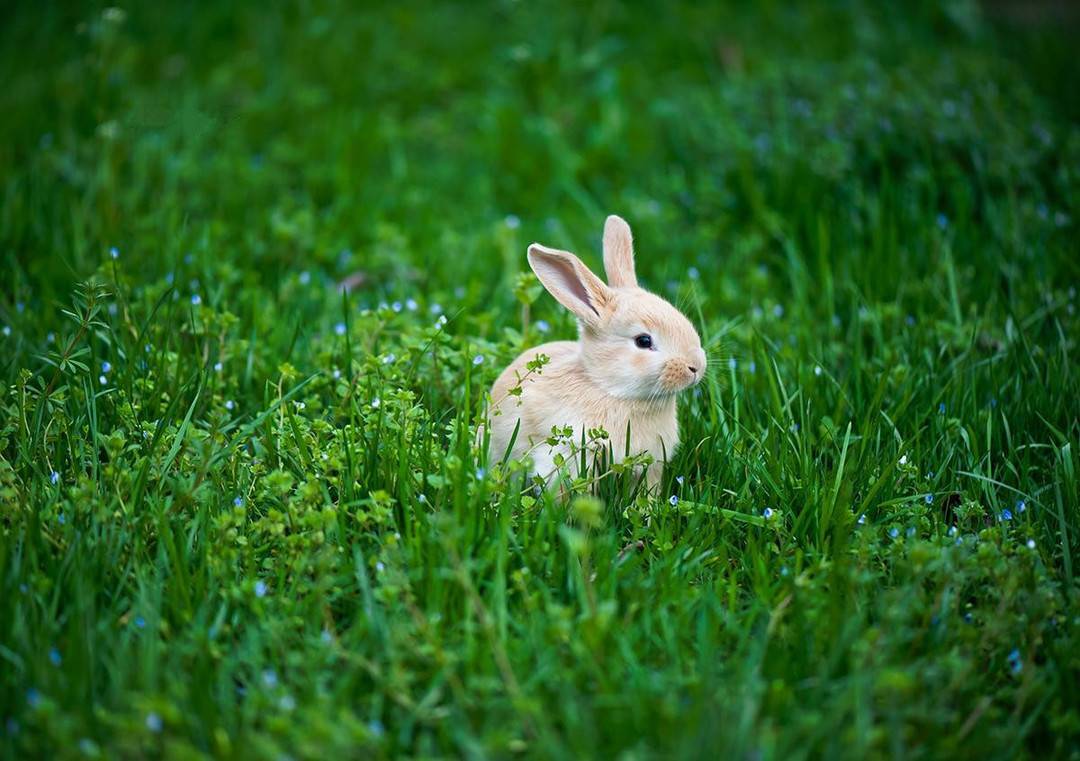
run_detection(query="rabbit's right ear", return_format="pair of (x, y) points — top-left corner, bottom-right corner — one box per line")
(527, 244), (612, 325)
(603, 215), (637, 288)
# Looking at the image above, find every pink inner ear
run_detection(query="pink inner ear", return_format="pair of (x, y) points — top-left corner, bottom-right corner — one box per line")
(548, 256), (600, 316)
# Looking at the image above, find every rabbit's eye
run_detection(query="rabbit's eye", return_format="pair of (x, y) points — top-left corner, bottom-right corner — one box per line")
(634, 334), (654, 350)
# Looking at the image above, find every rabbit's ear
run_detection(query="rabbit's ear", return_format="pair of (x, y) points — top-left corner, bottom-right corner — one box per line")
(527, 243), (612, 324)
(603, 215), (637, 288)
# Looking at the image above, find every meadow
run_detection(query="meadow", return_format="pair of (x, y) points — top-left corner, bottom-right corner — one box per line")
(1, 1), (1079, 758)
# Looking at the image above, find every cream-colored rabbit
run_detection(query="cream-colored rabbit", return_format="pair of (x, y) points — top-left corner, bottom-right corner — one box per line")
(487, 215), (706, 488)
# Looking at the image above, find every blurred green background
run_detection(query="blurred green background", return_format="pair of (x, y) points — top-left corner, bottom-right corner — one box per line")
(1, 1), (1078, 758)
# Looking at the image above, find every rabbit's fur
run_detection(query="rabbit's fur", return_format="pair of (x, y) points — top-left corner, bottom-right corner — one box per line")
(487, 215), (706, 488)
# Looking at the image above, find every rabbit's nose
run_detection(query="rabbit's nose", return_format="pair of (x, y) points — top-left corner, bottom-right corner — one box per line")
(687, 365), (698, 374)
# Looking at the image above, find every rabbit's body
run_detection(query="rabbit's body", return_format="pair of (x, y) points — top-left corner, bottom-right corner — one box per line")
(488, 339), (678, 485)
(485, 215), (704, 488)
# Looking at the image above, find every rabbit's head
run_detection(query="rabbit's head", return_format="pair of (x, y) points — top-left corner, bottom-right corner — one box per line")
(527, 215), (706, 401)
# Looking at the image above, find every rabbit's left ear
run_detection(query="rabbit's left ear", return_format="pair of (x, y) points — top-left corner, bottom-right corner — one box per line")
(603, 215), (637, 288)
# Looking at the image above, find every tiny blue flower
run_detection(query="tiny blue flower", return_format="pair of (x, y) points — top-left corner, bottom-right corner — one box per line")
(905, 315), (915, 327)
(332, 369), (341, 380)
(58, 513), (65, 525)
(321, 628), (333, 645)
(1016, 499), (1026, 513)
(2, 326), (10, 337)
(233, 496), (243, 507)
(472, 354), (484, 366)
(406, 298), (418, 311)
(889, 527), (900, 538)
(254, 580), (267, 598)
(763, 507), (774, 519)
(857, 513), (866, 525)
(906, 527), (916, 538)
(430, 303), (443, 315)
(1007, 648), (1022, 674)
(391, 301), (402, 313)
(669, 495), (679, 507)
(99, 375), (108, 386)
(262, 669), (278, 688)
(728, 357), (737, 370)
(145, 712), (163, 733)
(101, 361), (112, 373)
(748, 361), (756, 374)
(48, 648), (61, 666)
(279, 694), (296, 711)
(504, 214), (521, 229)
(475, 467), (486, 479)
(26, 689), (41, 708)
(675, 475), (685, 486)
(938, 402), (946, 415)
(936, 213), (948, 230)
(368, 720), (385, 737)
(688, 266), (700, 280)
(299, 271), (311, 285)
(50, 471), (59, 485)
(109, 247), (120, 259)
(382, 353), (395, 364)
(190, 294), (201, 306)
(1027, 539), (1036, 550)
(948, 525), (958, 536)
(225, 400), (235, 411)
(214, 361), (223, 373)
(335, 322), (346, 336)
(1001, 509), (1013, 521)
(927, 471), (934, 479)
(375, 561), (385, 572)
(925, 493), (934, 504)
(165, 272), (174, 285)
(135, 616), (146, 629)
(773, 304), (784, 318)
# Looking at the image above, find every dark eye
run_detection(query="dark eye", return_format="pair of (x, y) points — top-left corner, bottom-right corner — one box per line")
(634, 334), (654, 350)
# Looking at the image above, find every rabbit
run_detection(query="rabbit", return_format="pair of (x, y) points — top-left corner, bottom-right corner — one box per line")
(486, 214), (706, 489)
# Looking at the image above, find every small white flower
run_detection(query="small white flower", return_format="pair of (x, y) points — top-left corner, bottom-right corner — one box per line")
(504, 214), (521, 229)
(899, 455), (908, 466)
(418, 493), (428, 503)
(225, 400), (235, 411)
(375, 561), (385, 572)
(436, 314), (448, 328)
(1027, 539), (1036, 550)
(814, 365), (822, 376)
(371, 397), (380, 409)
(857, 513), (866, 525)
(294, 401), (306, 411)
(99, 375), (108, 386)
(332, 369), (341, 380)
(214, 362), (223, 373)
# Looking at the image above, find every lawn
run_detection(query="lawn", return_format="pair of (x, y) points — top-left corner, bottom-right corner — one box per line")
(2, 1), (1079, 758)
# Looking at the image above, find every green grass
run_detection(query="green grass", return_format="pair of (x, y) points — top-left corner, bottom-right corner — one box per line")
(2, 1), (1079, 758)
